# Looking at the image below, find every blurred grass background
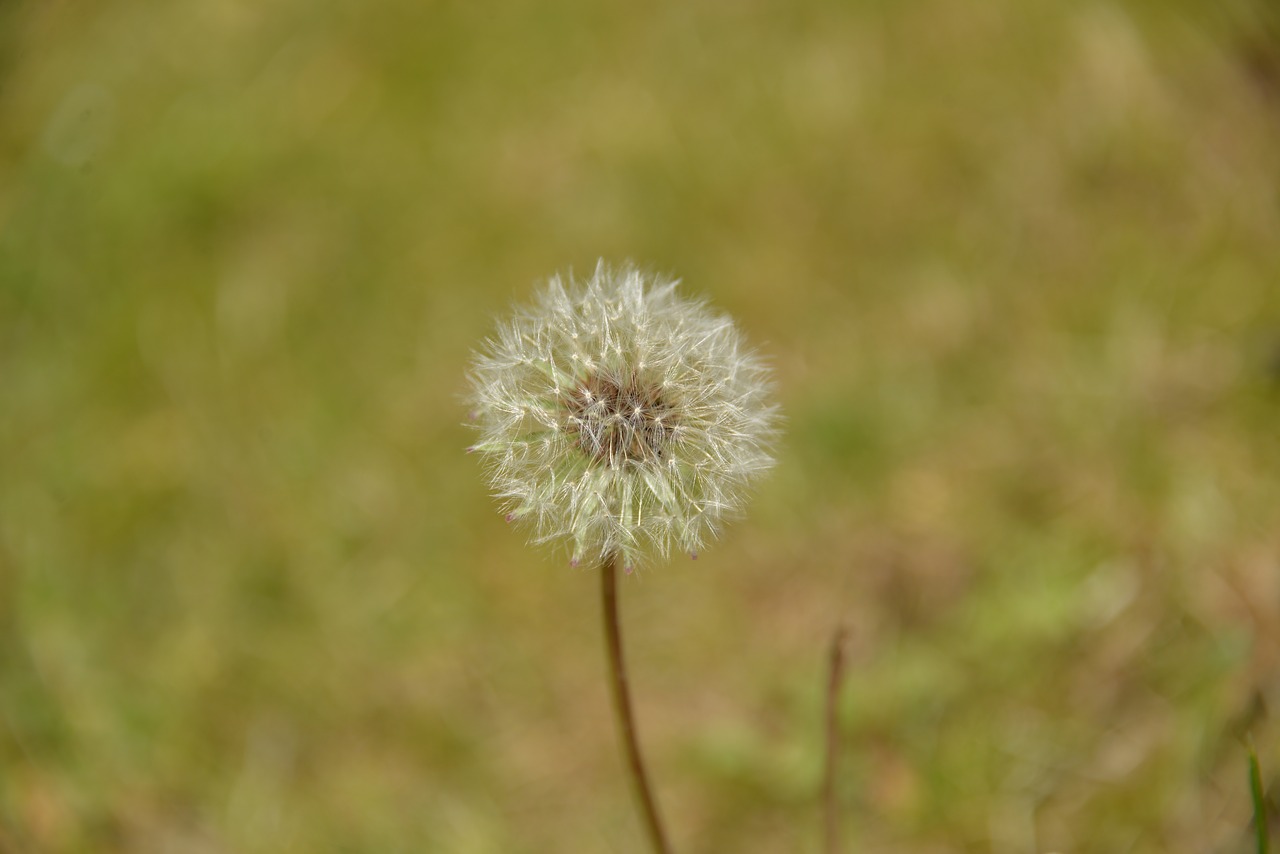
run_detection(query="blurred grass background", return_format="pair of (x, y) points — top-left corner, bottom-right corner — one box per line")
(2, 0), (1279, 851)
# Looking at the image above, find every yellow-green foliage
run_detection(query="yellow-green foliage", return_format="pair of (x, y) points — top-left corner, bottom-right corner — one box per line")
(1, 1), (1278, 851)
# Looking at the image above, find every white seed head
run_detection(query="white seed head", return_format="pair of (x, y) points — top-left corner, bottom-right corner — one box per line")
(467, 261), (779, 571)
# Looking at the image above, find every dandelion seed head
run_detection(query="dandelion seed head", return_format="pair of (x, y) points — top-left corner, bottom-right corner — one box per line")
(467, 261), (779, 570)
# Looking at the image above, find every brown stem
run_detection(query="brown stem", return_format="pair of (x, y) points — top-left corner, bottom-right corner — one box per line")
(601, 554), (674, 854)
(823, 625), (849, 854)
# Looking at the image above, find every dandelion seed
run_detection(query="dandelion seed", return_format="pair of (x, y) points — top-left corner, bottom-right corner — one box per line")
(467, 261), (779, 570)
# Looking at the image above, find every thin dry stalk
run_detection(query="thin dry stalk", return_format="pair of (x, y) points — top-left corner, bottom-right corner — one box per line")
(601, 553), (673, 854)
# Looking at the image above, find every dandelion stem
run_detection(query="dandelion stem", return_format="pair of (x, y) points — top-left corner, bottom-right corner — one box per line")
(823, 625), (849, 854)
(601, 553), (674, 854)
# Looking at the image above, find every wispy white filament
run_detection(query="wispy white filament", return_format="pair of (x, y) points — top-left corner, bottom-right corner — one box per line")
(468, 262), (779, 570)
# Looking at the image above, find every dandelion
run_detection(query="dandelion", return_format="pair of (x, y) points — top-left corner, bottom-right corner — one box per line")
(466, 262), (779, 854)
(467, 261), (778, 572)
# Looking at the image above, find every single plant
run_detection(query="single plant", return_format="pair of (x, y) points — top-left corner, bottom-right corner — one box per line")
(467, 262), (779, 853)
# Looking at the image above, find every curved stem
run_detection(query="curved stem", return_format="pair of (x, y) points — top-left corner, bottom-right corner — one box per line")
(601, 554), (674, 854)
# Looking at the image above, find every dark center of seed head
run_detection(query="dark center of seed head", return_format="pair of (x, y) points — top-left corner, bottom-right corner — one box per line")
(563, 371), (675, 466)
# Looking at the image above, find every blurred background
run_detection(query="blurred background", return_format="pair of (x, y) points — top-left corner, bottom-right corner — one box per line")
(2, 0), (1279, 851)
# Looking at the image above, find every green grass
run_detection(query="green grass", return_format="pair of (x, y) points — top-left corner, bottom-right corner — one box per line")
(2, 0), (1279, 851)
